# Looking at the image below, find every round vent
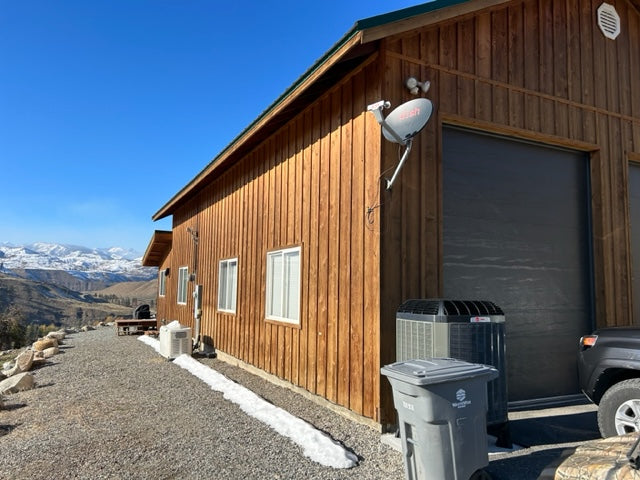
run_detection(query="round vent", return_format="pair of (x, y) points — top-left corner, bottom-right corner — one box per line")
(597, 3), (621, 40)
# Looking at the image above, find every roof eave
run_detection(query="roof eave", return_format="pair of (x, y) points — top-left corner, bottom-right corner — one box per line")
(141, 230), (173, 267)
(152, 28), (365, 221)
(359, 0), (513, 43)
(152, 0), (517, 221)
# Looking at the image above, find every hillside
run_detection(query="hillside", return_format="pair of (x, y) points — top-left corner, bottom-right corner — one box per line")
(0, 273), (134, 326)
(91, 279), (157, 306)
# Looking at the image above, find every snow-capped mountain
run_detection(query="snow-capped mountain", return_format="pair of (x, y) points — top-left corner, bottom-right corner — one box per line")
(0, 242), (156, 289)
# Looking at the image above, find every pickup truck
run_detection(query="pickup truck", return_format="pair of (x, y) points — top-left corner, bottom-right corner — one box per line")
(578, 327), (640, 437)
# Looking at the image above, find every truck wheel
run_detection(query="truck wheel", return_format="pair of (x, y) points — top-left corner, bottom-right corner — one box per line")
(598, 378), (640, 438)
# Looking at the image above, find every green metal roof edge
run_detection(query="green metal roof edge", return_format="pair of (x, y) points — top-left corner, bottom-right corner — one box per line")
(354, 0), (472, 30)
(153, 0), (471, 220)
(212, 0), (473, 165)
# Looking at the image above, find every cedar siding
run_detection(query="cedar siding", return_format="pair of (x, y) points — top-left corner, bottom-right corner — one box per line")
(158, 61), (384, 420)
(148, 0), (640, 425)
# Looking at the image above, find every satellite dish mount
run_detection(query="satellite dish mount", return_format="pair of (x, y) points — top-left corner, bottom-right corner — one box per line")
(367, 97), (433, 190)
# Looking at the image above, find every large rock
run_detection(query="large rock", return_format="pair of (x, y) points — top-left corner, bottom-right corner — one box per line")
(15, 349), (34, 372)
(0, 372), (35, 395)
(46, 330), (66, 341)
(32, 351), (47, 364)
(32, 338), (58, 351)
(40, 346), (59, 358)
(2, 349), (35, 377)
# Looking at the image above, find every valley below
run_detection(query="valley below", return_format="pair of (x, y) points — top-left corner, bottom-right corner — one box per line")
(0, 273), (157, 327)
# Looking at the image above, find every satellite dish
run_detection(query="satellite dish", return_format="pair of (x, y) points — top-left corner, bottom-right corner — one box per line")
(381, 98), (433, 144)
(367, 97), (434, 190)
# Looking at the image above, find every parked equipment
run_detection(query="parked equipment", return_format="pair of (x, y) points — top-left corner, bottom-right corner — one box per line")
(133, 304), (151, 319)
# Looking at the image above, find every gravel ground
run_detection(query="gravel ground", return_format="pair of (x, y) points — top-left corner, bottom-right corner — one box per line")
(0, 326), (404, 480)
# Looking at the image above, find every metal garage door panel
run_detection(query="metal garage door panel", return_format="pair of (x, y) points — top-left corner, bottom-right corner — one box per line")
(629, 163), (640, 323)
(443, 127), (593, 402)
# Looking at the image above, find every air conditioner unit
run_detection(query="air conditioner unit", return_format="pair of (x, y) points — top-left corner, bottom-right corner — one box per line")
(159, 325), (192, 359)
(395, 299), (510, 447)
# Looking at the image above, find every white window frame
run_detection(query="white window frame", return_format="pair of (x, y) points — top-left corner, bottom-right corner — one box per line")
(217, 257), (238, 313)
(265, 246), (301, 325)
(177, 266), (189, 305)
(158, 269), (167, 297)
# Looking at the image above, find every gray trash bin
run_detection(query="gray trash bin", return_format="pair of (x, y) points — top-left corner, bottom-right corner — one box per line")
(381, 358), (498, 480)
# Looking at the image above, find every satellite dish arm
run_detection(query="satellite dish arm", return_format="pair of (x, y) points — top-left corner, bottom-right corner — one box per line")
(386, 139), (412, 190)
(367, 100), (404, 144)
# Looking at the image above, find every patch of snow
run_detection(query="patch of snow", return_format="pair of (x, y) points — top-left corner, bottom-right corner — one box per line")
(137, 335), (358, 469)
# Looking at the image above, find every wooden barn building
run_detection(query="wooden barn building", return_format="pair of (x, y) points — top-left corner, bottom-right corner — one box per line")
(143, 0), (640, 426)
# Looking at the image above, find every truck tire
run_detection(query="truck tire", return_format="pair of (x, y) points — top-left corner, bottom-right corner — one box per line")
(598, 378), (640, 438)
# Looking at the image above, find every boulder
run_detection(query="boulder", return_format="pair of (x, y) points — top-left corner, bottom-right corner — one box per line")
(2, 349), (35, 377)
(32, 338), (58, 351)
(80, 325), (95, 332)
(0, 372), (35, 395)
(46, 331), (66, 341)
(32, 351), (47, 364)
(2, 365), (18, 377)
(40, 346), (59, 358)
(15, 349), (34, 373)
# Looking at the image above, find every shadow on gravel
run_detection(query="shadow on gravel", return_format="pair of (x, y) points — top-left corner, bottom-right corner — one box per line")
(35, 381), (55, 389)
(1, 403), (27, 411)
(30, 362), (58, 371)
(0, 423), (22, 437)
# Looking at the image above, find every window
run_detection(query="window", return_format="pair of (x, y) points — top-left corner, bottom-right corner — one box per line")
(158, 269), (167, 297)
(177, 266), (188, 305)
(218, 258), (238, 313)
(265, 246), (300, 324)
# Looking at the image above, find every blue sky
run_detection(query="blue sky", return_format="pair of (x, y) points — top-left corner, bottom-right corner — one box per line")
(0, 1), (422, 253)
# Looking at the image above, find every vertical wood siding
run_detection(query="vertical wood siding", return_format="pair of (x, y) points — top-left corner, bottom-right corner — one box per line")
(379, 0), (640, 341)
(375, 0), (640, 421)
(160, 61), (383, 420)
(155, 0), (640, 424)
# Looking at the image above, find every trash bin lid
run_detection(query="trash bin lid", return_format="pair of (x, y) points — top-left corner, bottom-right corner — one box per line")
(381, 358), (498, 386)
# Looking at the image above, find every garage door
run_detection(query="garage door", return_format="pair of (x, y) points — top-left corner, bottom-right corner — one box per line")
(629, 163), (640, 323)
(442, 126), (593, 402)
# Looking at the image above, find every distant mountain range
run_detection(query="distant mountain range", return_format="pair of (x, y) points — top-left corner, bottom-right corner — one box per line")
(0, 242), (159, 326)
(0, 242), (156, 291)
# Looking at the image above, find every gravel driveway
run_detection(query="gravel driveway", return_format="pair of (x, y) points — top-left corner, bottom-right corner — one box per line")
(0, 327), (404, 480)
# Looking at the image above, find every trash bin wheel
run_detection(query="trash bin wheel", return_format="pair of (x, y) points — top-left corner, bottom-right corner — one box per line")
(470, 469), (492, 480)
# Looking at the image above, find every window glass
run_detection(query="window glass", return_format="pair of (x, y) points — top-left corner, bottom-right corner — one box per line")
(177, 266), (188, 304)
(266, 247), (300, 324)
(159, 269), (166, 297)
(218, 258), (238, 313)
